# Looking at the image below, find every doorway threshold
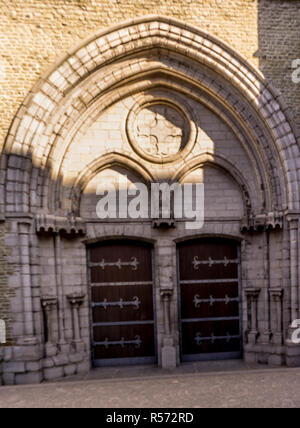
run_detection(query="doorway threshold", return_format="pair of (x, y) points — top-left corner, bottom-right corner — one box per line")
(53, 359), (276, 384)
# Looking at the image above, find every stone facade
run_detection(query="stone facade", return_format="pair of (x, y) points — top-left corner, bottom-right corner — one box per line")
(0, 3), (300, 384)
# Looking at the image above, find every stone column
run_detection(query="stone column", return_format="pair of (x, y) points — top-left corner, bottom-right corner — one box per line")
(260, 229), (271, 344)
(245, 288), (260, 344)
(161, 289), (172, 336)
(18, 221), (35, 339)
(287, 217), (299, 322)
(53, 233), (68, 353)
(269, 288), (283, 345)
(285, 215), (300, 367)
(67, 293), (85, 352)
(156, 239), (177, 369)
(41, 296), (58, 357)
(160, 289), (176, 369)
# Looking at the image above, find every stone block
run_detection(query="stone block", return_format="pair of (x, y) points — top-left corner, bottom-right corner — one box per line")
(268, 354), (284, 366)
(3, 347), (13, 362)
(64, 364), (76, 377)
(26, 360), (42, 372)
(286, 340), (300, 367)
(42, 358), (54, 369)
(3, 361), (25, 373)
(45, 343), (57, 358)
(76, 360), (90, 374)
(3, 373), (15, 386)
(69, 352), (84, 363)
(13, 344), (41, 361)
(257, 353), (268, 364)
(15, 371), (43, 385)
(161, 338), (177, 370)
(44, 366), (64, 381)
(244, 352), (257, 364)
(53, 353), (69, 366)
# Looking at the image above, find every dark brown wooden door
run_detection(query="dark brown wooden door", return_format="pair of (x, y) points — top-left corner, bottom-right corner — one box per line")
(178, 238), (242, 361)
(88, 240), (156, 366)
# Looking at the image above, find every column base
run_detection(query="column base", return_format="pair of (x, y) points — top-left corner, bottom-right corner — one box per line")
(286, 323), (300, 367)
(248, 331), (259, 345)
(45, 343), (57, 358)
(57, 342), (70, 354)
(161, 337), (177, 370)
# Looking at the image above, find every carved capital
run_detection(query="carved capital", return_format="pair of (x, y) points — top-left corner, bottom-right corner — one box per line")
(245, 288), (261, 302)
(269, 288), (283, 302)
(41, 296), (58, 309)
(160, 289), (173, 301)
(152, 219), (176, 229)
(241, 212), (283, 233)
(67, 293), (85, 308)
(36, 214), (86, 236)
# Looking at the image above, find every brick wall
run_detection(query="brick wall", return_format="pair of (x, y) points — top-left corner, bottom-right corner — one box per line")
(2, 1), (300, 151)
(0, 0), (260, 154)
(258, 0), (300, 132)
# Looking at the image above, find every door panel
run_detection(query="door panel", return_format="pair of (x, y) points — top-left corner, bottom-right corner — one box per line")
(178, 238), (242, 361)
(89, 240), (156, 366)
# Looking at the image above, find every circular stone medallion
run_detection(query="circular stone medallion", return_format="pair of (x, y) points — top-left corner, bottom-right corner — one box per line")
(126, 98), (195, 163)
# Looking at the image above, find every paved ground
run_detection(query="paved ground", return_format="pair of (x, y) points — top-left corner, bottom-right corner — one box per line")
(0, 361), (300, 408)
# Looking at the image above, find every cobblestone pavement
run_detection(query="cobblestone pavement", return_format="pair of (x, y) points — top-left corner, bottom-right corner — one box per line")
(0, 363), (300, 408)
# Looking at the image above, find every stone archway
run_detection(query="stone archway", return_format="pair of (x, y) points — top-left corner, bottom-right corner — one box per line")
(1, 15), (300, 384)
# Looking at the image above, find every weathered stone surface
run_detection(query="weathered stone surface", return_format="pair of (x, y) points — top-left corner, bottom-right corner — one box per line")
(76, 361), (90, 374)
(26, 361), (42, 372)
(64, 364), (76, 377)
(69, 353), (84, 364)
(2, 372), (15, 386)
(2, 362), (25, 374)
(15, 372), (43, 385)
(1, 3), (300, 386)
(53, 354), (69, 367)
(42, 358), (55, 369)
(44, 367), (64, 381)
(161, 345), (177, 370)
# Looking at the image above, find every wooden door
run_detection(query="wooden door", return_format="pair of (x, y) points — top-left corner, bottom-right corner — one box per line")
(178, 238), (242, 361)
(88, 240), (156, 366)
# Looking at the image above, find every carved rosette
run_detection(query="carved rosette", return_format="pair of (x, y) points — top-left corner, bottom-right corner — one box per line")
(126, 95), (197, 163)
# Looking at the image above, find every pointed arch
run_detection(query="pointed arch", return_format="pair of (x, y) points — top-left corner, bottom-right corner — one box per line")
(2, 15), (299, 216)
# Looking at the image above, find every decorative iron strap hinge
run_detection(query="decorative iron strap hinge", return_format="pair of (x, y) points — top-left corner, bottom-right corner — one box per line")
(92, 296), (141, 310)
(90, 257), (139, 270)
(95, 335), (142, 349)
(192, 256), (238, 269)
(193, 294), (239, 307)
(195, 332), (240, 345)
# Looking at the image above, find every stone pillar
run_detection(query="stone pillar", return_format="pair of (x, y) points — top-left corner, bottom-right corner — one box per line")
(41, 296), (58, 357)
(269, 288), (283, 345)
(18, 221), (35, 339)
(53, 233), (68, 353)
(287, 217), (298, 322)
(245, 288), (260, 344)
(67, 293), (85, 352)
(160, 289), (176, 370)
(285, 215), (300, 366)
